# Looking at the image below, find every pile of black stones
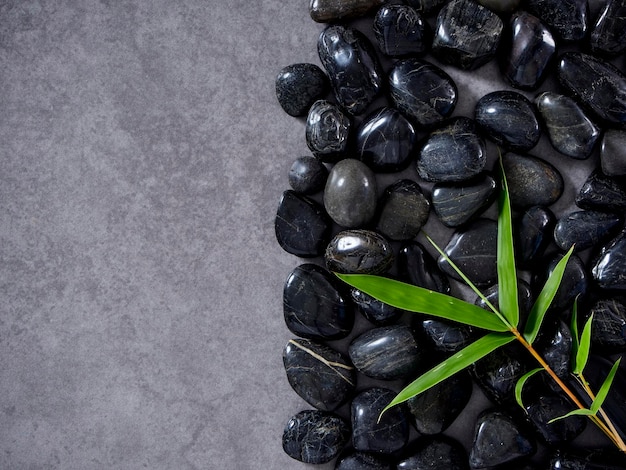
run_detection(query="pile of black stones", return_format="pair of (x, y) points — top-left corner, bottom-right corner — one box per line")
(273, 0), (626, 468)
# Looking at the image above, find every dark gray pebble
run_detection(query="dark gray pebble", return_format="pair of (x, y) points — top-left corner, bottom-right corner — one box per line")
(275, 63), (329, 117)
(502, 153), (563, 209)
(288, 156), (328, 195)
(376, 179), (430, 241)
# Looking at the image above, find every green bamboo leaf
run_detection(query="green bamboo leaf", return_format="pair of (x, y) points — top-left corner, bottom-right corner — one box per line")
(571, 298), (580, 368)
(335, 274), (509, 332)
(497, 158), (519, 328)
(523, 245), (575, 343)
(590, 357), (621, 414)
(574, 313), (594, 375)
(549, 408), (596, 423)
(515, 368), (543, 410)
(381, 332), (515, 415)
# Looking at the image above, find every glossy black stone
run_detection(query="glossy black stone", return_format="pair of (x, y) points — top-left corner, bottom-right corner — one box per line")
(376, 179), (430, 241)
(282, 409), (350, 464)
(349, 324), (421, 380)
(310, 0), (387, 23)
(325, 230), (394, 275)
(550, 448), (626, 470)
(554, 210), (623, 252)
(431, 0), (503, 70)
(535, 92), (600, 159)
(516, 206), (555, 267)
(470, 409), (536, 468)
(288, 156), (328, 195)
(283, 338), (356, 411)
(475, 279), (534, 329)
(418, 317), (474, 353)
(283, 264), (353, 340)
(502, 153), (563, 209)
(438, 218), (497, 287)
(306, 100), (351, 163)
(590, 0), (626, 56)
(592, 230), (626, 290)
(474, 91), (540, 151)
(389, 58), (458, 128)
(539, 253), (588, 312)
(477, 0), (520, 12)
(558, 52), (626, 128)
(587, 297), (626, 353)
(350, 288), (403, 326)
(501, 12), (555, 90)
(356, 107), (416, 173)
(398, 242), (451, 294)
(471, 344), (529, 405)
(526, 0), (588, 42)
(324, 159), (377, 228)
(318, 25), (382, 115)
(525, 394), (586, 446)
(417, 117), (486, 183)
(275, 190), (332, 257)
(407, 372), (472, 435)
(397, 436), (469, 470)
(536, 320), (573, 380)
(335, 451), (393, 470)
(373, 5), (430, 57)
(402, 0), (447, 14)
(276, 63), (330, 117)
(432, 173), (498, 228)
(576, 171), (626, 212)
(351, 388), (410, 454)
(601, 129), (626, 176)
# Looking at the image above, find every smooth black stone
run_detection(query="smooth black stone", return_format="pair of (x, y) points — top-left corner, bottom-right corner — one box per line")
(275, 190), (332, 257)
(538, 253), (588, 312)
(576, 171), (626, 212)
(389, 58), (458, 128)
(558, 52), (626, 128)
(350, 288), (403, 326)
(601, 129), (626, 176)
(349, 324), (421, 380)
(525, 394), (586, 446)
(502, 153), (563, 209)
(373, 5), (430, 57)
(283, 264), (353, 340)
(431, 0), (503, 70)
(471, 345), (529, 405)
(550, 448), (626, 470)
(501, 12), (555, 90)
(475, 279), (534, 329)
(356, 107), (417, 173)
(398, 242), (451, 294)
(406, 372), (472, 435)
(526, 0), (588, 42)
(325, 229), (394, 275)
(324, 159), (378, 228)
(469, 409), (536, 469)
(335, 451), (393, 470)
(590, 0), (626, 56)
(376, 179), (430, 241)
(351, 388), (410, 454)
(587, 297), (626, 352)
(282, 409), (350, 464)
(418, 317), (475, 353)
(306, 100), (351, 163)
(417, 117), (486, 183)
(276, 63), (329, 117)
(318, 25), (382, 115)
(474, 91), (540, 151)
(397, 436), (469, 470)
(402, 0), (447, 14)
(592, 230), (626, 290)
(535, 92), (600, 159)
(283, 338), (356, 411)
(438, 218), (497, 287)
(477, 0), (520, 12)
(310, 0), (387, 23)
(432, 173), (498, 227)
(536, 320), (573, 380)
(516, 206), (556, 267)
(288, 156), (329, 195)
(554, 210), (623, 252)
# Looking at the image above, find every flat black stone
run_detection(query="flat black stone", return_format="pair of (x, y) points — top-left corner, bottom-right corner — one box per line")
(288, 156), (328, 195)
(356, 107), (417, 173)
(516, 206), (555, 267)
(501, 11), (555, 90)
(590, 0), (626, 56)
(283, 338), (356, 411)
(432, 173), (498, 227)
(283, 264), (353, 340)
(535, 91), (600, 160)
(418, 317), (475, 353)
(398, 241), (450, 294)
(550, 448), (626, 470)
(587, 297), (626, 352)
(592, 230), (626, 290)
(389, 58), (457, 128)
(576, 171), (626, 212)
(306, 100), (351, 163)
(536, 253), (588, 312)
(373, 5), (430, 57)
(526, 0), (588, 42)
(471, 344), (529, 405)
(431, 0), (503, 70)
(397, 436), (469, 470)
(325, 229), (394, 275)
(601, 129), (626, 176)
(335, 451), (393, 470)
(276, 63), (329, 117)
(502, 153), (563, 209)
(525, 394), (586, 446)
(318, 25), (382, 115)
(417, 117), (486, 183)
(275, 190), (332, 257)
(350, 288), (404, 326)
(553, 210), (623, 252)
(376, 179), (430, 241)
(282, 409), (350, 464)
(310, 0), (387, 23)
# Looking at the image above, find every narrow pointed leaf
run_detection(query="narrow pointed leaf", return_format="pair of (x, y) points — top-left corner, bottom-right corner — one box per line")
(590, 357), (621, 414)
(549, 408), (596, 423)
(515, 368), (543, 410)
(381, 332), (515, 415)
(571, 298), (580, 368)
(336, 274), (509, 332)
(574, 314), (594, 375)
(497, 158), (519, 328)
(524, 245), (575, 343)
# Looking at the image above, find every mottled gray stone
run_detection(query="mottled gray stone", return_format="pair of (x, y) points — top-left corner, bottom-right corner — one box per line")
(502, 153), (564, 209)
(376, 179), (430, 241)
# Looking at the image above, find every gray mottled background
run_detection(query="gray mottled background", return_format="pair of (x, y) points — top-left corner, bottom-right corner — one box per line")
(0, 1), (610, 469)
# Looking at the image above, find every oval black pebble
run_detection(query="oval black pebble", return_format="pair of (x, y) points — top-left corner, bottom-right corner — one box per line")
(350, 288), (403, 326)
(526, 0), (588, 42)
(376, 179), (430, 241)
(283, 338), (356, 411)
(283, 264), (353, 340)
(310, 0), (387, 23)
(554, 210), (623, 252)
(590, 0), (626, 56)
(397, 436), (469, 470)
(525, 394), (586, 446)
(398, 241), (450, 294)
(576, 171), (626, 212)
(325, 229), (394, 275)
(502, 153), (563, 209)
(306, 100), (351, 163)
(601, 129), (626, 177)
(275, 63), (329, 117)
(288, 156), (328, 195)
(373, 5), (430, 57)
(587, 297), (626, 353)
(516, 206), (555, 267)
(592, 230), (626, 290)
(282, 409), (350, 464)
(335, 451), (393, 470)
